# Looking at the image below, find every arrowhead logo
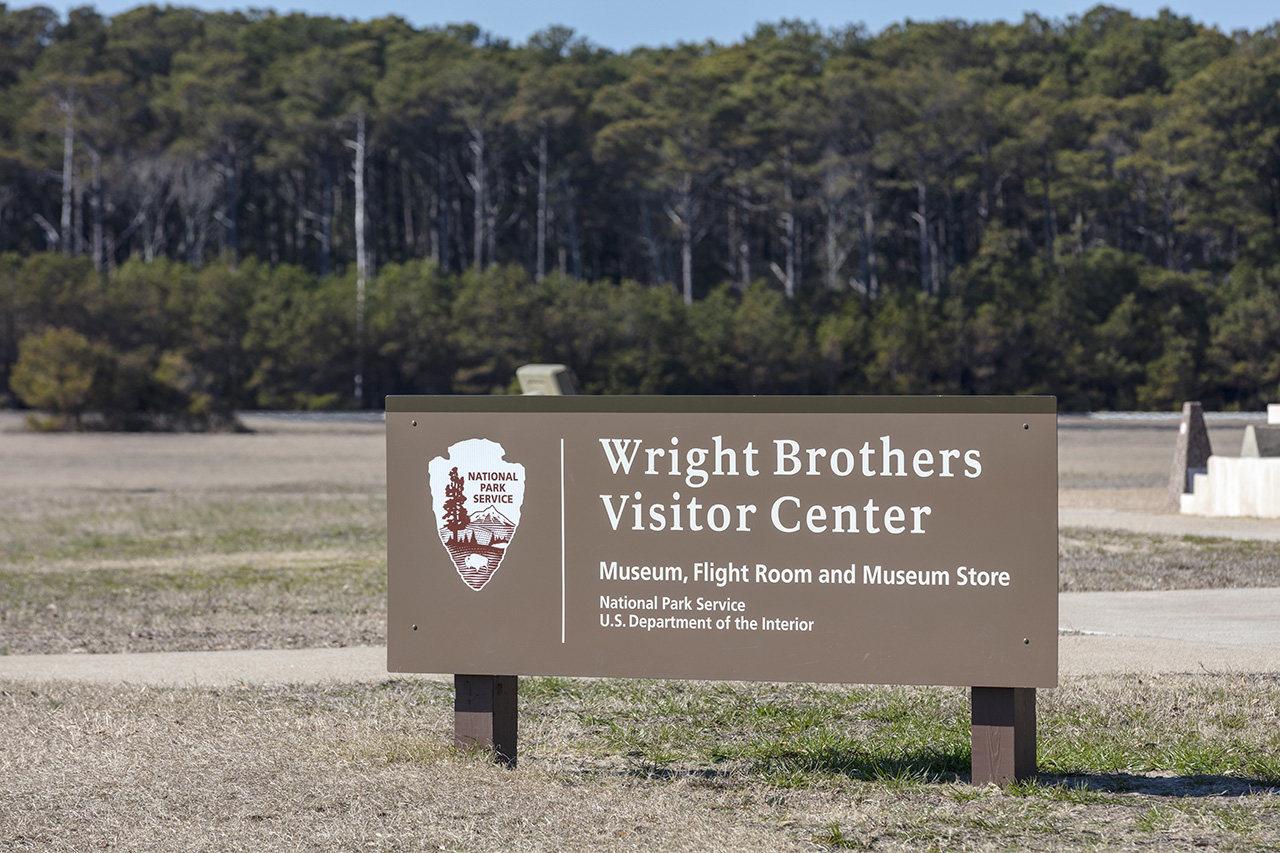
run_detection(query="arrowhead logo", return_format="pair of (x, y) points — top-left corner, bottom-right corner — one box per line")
(428, 439), (526, 591)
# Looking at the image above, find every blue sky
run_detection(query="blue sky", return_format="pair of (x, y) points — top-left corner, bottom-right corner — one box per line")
(57, 1), (1280, 50)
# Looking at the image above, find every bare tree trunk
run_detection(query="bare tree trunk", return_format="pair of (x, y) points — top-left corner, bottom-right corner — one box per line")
(639, 193), (664, 285)
(293, 170), (305, 263)
(861, 166), (878, 302)
(820, 153), (850, 293)
(400, 159), (415, 258)
(568, 185), (581, 280)
(437, 146), (449, 270)
(428, 184), (439, 264)
(89, 147), (103, 271)
(931, 218), (942, 296)
(978, 140), (991, 225)
(485, 177), (497, 270)
(725, 191), (739, 290)
(536, 123), (548, 281)
(73, 177), (83, 258)
(724, 187), (751, 293)
(353, 113), (367, 405)
(794, 219), (803, 293)
(452, 193), (464, 270)
(223, 138), (238, 262)
(267, 197), (278, 265)
(468, 127), (486, 270)
(60, 90), (74, 256)
(915, 168), (930, 295)
(824, 203), (844, 292)
(1043, 158), (1055, 267)
(1163, 191), (1175, 270)
(783, 164), (796, 299)
(145, 213), (157, 263)
(724, 160), (745, 288)
(680, 172), (693, 306)
(320, 162), (332, 277)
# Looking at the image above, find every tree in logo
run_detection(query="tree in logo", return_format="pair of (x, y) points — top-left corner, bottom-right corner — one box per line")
(443, 466), (471, 541)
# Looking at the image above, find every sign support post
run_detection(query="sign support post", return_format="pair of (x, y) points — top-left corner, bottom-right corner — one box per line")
(454, 674), (518, 767)
(971, 686), (1036, 784)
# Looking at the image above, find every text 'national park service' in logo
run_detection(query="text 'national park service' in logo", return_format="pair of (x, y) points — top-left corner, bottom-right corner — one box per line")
(428, 438), (526, 591)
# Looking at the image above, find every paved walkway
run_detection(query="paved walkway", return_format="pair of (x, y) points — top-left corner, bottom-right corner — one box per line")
(1060, 588), (1280, 675)
(2, 588), (1277, 686)
(1060, 508), (1280, 541)
(0, 645), (397, 688)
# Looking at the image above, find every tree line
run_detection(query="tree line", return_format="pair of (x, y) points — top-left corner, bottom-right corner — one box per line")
(2, 4), (1280, 418)
(4, 250), (1278, 420)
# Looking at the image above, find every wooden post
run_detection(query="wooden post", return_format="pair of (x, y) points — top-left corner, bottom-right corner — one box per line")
(971, 686), (1036, 785)
(454, 674), (518, 767)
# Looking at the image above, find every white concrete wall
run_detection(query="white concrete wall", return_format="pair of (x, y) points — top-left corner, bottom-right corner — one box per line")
(1181, 456), (1280, 518)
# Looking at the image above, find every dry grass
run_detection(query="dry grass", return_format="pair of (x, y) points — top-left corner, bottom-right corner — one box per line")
(0, 420), (388, 654)
(0, 490), (386, 654)
(4, 415), (1280, 849)
(2, 675), (1278, 851)
(1060, 528), (1280, 592)
(1057, 487), (1166, 511)
(1056, 419), (1248, 491)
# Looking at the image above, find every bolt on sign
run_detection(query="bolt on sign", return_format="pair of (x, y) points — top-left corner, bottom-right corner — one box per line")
(387, 396), (1057, 689)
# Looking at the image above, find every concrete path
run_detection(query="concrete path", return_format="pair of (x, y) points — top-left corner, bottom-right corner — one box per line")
(1060, 508), (1280, 541)
(0, 646), (400, 688)
(1060, 588), (1280, 676)
(2, 588), (1277, 686)
(1054, 510), (1280, 674)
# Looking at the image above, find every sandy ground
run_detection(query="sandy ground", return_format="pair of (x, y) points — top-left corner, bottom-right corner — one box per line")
(1057, 413), (1251, 506)
(1, 408), (1276, 545)
(0, 411), (386, 507)
(1, 408), (1264, 525)
(1055, 414), (1280, 544)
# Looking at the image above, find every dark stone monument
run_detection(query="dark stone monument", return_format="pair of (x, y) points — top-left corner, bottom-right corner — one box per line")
(1167, 401), (1212, 511)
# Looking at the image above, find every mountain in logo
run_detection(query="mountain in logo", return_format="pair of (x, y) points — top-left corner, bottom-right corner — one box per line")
(436, 504), (515, 548)
(470, 503), (515, 531)
(427, 439), (526, 591)
(464, 504), (516, 544)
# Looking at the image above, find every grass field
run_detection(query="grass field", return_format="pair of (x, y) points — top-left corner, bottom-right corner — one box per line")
(4, 676), (1279, 850)
(0, 490), (385, 654)
(2, 415), (1279, 850)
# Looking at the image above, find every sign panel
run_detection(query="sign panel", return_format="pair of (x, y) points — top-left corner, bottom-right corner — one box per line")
(387, 397), (1057, 687)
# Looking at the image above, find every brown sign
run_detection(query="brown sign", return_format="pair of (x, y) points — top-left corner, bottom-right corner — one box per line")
(387, 397), (1057, 688)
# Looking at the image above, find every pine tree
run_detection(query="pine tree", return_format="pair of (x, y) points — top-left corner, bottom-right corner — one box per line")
(443, 466), (470, 540)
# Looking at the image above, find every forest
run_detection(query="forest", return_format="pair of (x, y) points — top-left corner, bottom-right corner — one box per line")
(2, 3), (1280, 421)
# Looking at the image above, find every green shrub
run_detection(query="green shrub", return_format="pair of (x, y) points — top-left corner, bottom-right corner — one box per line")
(9, 327), (100, 428)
